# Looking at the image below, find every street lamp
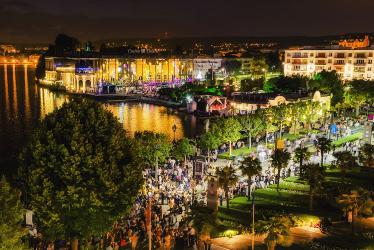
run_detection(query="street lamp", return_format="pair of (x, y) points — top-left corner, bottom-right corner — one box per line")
(172, 124), (177, 142)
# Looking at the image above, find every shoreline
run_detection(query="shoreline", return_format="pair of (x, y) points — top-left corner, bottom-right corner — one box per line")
(37, 81), (192, 113)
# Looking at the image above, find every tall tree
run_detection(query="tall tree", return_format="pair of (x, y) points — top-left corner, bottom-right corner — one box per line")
(238, 113), (265, 148)
(311, 70), (343, 106)
(239, 156), (262, 199)
(0, 177), (27, 250)
(359, 143), (374, 168)
(256, 215), (295, 250)
(217, 165), (238, 209)
(132, 131), (172, 179)
(300, 163), (325, 211)
(337, 189), (374, 236)
(198, 131), (220, 159)
(270, 104), (290, 139)
(333, 151), (358, 181)
(271, 149), (291, 191)
(173, 138), (194, 164)
(315, 137), (332, 167)
(211, 117), (242, 156)
(294, 146), (311, 174)
(19, 99), (144, 249)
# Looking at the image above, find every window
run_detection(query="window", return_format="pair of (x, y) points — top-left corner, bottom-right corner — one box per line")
(369, 53), (373, 57)
(368, 67), (372, 71)
(369, 60), (372, 64)
(328, 59), (332, 63)
(310, 53), (314, 57)
(348, 53), (352, 57)
(329, 53), (333, 57)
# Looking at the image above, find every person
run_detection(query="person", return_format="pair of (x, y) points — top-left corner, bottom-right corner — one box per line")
(188, 226), (196, 247)
(130, 232), (138, 250)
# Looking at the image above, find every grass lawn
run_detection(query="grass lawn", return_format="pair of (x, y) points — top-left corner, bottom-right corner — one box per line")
(219, 166), (374, 225)
(218, 146), (256, 159)
(218, 144), (275, 159)
(332, 132), (363, 147)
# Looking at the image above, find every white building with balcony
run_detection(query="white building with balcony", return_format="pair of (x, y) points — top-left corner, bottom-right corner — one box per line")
(283, 46), (374, 80)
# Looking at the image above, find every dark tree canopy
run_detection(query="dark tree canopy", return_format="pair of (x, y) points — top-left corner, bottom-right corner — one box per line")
(0, 177), (27, 250)
(19, 99), (143, 240)
(54, 34), (80, 52)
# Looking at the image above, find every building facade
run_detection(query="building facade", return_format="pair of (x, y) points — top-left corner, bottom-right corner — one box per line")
(284, 46), (374, 80)
(43, 56), (253, 92)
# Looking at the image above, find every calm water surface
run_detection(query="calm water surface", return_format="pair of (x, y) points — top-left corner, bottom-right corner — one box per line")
(0, 65), (202, 177)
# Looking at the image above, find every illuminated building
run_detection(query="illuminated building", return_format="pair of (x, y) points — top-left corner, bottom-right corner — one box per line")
(42, 55), (255, 92)
(284, 46), (374, 80)
(339, 35), (369, 49)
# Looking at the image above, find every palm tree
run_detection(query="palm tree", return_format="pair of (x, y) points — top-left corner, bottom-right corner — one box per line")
(315, 137), (332, 167)
(359, 143), (374, 168)
(333, 151), (358, 181)
(239, 156), (262, 200)
(300, 163), (325, 211)
(216, 165), (238, 209)
(271, 149), (291, 191)
(256, 215), (295, 250)
(337, 189), (374, 236)
(294, 146), (311, 175)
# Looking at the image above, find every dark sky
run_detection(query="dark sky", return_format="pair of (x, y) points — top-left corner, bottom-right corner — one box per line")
(1, 0), (374, 44)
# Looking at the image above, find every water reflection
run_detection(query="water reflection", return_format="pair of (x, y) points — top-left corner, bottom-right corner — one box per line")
(0, 65), (201, 176)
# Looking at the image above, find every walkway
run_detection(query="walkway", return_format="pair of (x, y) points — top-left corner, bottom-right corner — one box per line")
(211, 226), (325, 250)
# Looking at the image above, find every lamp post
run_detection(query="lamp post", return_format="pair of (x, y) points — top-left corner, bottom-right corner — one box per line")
(172, 124), (177, 142)
(251, 188), (255, 250)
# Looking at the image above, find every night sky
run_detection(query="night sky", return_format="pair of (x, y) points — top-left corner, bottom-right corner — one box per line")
(1, 0), (374, 43)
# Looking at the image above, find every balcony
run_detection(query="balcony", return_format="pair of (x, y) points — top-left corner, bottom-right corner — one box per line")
(292, 55), (308, 58)
(315, 61), (326, 65)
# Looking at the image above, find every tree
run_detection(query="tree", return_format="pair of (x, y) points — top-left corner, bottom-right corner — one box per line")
(238, 113), (265, 148)
(216, 165), (238, 209)
(344, 90), (367, 116)
(35, 54), (46, 80)
(54, 34), (80, 53)
(299, 101), (322, 131)
(294, 146), (311, 174)
(337, 189), (374, 236)
(185, 205), (217, 240)
(269, 104), (290, 139)
(311, 70), (343, 106)
(249, 57), (269, 79)
(300, 163), (325, 211)
(271, 76), (307, 93)
(173, 138), (194, 164)
(198, 131), (220, 159)
(211, 117), (242, 156)
(359, 143), (374, 168)
(19, 99), (144, 249)
(132, 131), (172, 179)
(0, 177), (27, 250)
(271, 149), (291, 191)
(256, 215), (295, 250)
(315, 137), (332, 167)
(333, 151), (358, 181)
(239, 156), (262, 199)
(221, 59), (242, 75)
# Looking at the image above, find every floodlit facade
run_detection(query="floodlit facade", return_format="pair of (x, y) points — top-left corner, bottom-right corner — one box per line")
(43, 56), (254, 92)
(284, 46), (374, 80)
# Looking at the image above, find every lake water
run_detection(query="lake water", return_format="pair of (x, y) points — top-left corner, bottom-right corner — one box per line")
(0, 65), (202, 177)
